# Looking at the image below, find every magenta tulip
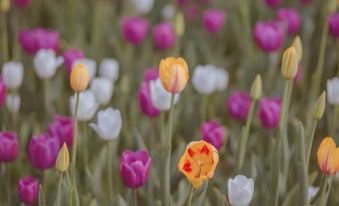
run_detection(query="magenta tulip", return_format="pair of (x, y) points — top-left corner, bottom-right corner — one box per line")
(18, 176), (39, 205)
(200, 120), (225, 150)
(0, 132), (19, 162)
(226, 92), (251, 121)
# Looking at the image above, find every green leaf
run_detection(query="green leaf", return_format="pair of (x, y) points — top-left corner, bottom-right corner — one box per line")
(39, 184), (46, 206)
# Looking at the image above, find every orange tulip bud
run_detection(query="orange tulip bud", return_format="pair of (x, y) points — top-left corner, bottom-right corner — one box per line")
(317, 137), (339, 175)
(159, 57), (189, 93)
(178, 140), (219, 188)
(70, 63), (90, 92)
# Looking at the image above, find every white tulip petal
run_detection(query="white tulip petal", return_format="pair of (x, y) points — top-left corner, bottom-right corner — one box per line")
(33, 49), (63, 79)
(73, 58), (97, 80)
(327, 77), (339, 105)
(70, 90), (98, 121)
(2, 61), (24, 89)
(90, 77), (114, 105)
(228, 175), (254, 206)
(91, 107), (122, 140)
(150, 78), (179, 111)
(131, 0), (154, 14)
(99, 58), (119, 82)
(6, 94), (21, 113)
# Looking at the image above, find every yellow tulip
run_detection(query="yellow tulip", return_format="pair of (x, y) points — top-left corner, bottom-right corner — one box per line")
(70, 63), (90, 92)
(317, 137), (339, 175)
(159, 57), (189, 93)
(178, 140), (219, 188)
(55, 143), (69, 173)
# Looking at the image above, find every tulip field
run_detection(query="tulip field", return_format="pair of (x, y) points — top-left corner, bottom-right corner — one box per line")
(2, 0), (339, 205)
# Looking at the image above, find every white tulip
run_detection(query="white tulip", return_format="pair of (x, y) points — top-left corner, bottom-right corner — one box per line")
(192, 65), (218, 95)
(73, 58), (97, 80)
(33, 49), (64, 79)
(131, 0), (154, 14)
(90, 77), (114, 105)
(6, 94), (21, 113)
(2, 61), (24, 89)
(70, 90), (98, 121)
(228, 175), (254, 206)
(99, 58), (119, 82)
(327, 77), (339, 105)
(150, 78), (179, 111)
(214, 67), (229, 91)
(162, 4), (175, 20)
(307, 186), (318, 200)
(90, 107), (122, 140)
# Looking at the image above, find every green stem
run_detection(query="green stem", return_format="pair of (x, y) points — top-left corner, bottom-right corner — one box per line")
(269, 80), (293, 206)
(1, 12), (9, 62)
(186, 186), (194, 206)
(236, 99), (256, 172)
(6, 163), (11, 205)
(331, 106), (339, 136)
(311, 8), (328, 97)
(200, 95), (208, 123)
(319, 175), (329, 206)
(56, 174), (63, 206)
(133, 189), (138, 206)
(162, 94), (175, 206)
(306, 120), (317, 169)
(43, 79), (49, 120)
(107, 141), (113, 201)
(71, 92), (80, 205)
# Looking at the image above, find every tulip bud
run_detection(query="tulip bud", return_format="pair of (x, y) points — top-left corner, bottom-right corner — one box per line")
(175, 12), (185, 38)
(159, 57), (189, 93)
(327, 0), (337, 14)
(228, 175), (254, 206)
(1, 0), (10, 13)
(250, 75), (262, 100)
(313, 91), (326, 120)
(70, 63), (90, 92)
(317, 137), (339, 175)
(292, 36), (302, 63)
(6, 94), (21, 113)
(55, 143), (69, 173)
(281, 47), (298, 80)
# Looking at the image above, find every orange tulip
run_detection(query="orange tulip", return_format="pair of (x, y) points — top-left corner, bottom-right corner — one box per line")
(178, 140), (219, 188)
(159, 57), (189, 93)
(70, 63), (90, 92)
(317, 137), (339, 175)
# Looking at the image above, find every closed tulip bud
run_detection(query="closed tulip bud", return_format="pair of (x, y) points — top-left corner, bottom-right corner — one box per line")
(317, 137), (339, 175)
(73, 58), (96, 80)
(1, 0), (10, 13)
(313, 91), (326, 120)
(70, 63), (90, 92)
(2, 61), (24, 89)
(90, 77), (114, 105)
(228, 175), (254, 206)
(99, 58), (119, 82)
(33, 49), (64, 79)
(250, 75), (262, 100)
(292, 36), (302, 63)
(159, 57), (189, 93)
(175, 12), (185, 37)
(281, 47), (298, 80)
(90, 107), (122, 141)
(55, 143), (69, 173)
(18, 176), (39, 205)
(327, 0), (337, 14)
(6, 94), (21, 113)
(0, 132), (19, 162)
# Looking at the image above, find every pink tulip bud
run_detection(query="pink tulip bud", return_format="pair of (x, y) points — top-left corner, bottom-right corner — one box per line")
(19, 28), (59, 54)
(48, 115), (74, 147)
(226, 92), (251, 121)
(18, 176), (39, 205)
(253, 21), (285, 53)
(277, 8), (302, 35)
(152, 22), (176, 50)
(258, 97), (282, 129)
(202, 9), (226, 33)
(121, 16), (149, 45)
(62, 49), (84, 74)
(200, 120), (225, 150)
(0, 132), (19, 162)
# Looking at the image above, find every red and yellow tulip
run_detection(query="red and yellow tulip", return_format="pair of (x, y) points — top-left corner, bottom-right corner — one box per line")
(317, 137), (339, 175)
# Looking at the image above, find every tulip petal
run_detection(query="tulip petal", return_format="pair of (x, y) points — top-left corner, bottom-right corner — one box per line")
(120, 163), (137, 188)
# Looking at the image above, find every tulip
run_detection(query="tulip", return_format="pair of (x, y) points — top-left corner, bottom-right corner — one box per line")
(144, 68), (159, 82)
(0, 76), (6, 107)
(328, 13), (339, 38)
(202, 9), (226, 33)
(18, 176), (39, 205)
(149, 78), (180, 111)
(55, 143), (69, 173)
(18, 28), (59, 54)
(99, 58), (119, 82)
(281, 47), (298, 80)
(2, 61), (24, 89)
(131, 0), (154, 14)
(327, 77), (339, 105)
(277, 8), (301, 35)
(70, 64), (90, 92)
(33, 49), (64, 79)
(63, 49), (84, 74)
(152, 22), (176, 50)
(264, 0), (283, 7)
(48, 115), (74, 147)
(258, 97), (282, 129)
(0, 132), (19, 162)
(159, 57), (189, 93)
(162, 4), (175, 20)
(200, 121), (225, 150)
(120, 149), (152, 188)
(253, 21), (285, 53)
(138, 81), (161, 117)
(178, 140), (219, 188)
(308, 186), (319, 200)
(28, 134), (60, 170)
(226, 92), (251, 121)
(1, 0), (10, 12)
(90, 107), (122, 140)
(90, 77), (114, 105)
(249, 75), (262, 100)
(185, 5), (199, 22)
(313, 91), (326, 121)
(174, 12), (185, 38)
(120, 16), (149, 45)
(227, 175), (254, 206)
(14, 0), (31, 8)
(317, 137), (339, 175)
(70, 90), (98, 121)
(292, 36), (302, 63)
(6, 94), (21, 113)
(73, 58), (96, 80)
